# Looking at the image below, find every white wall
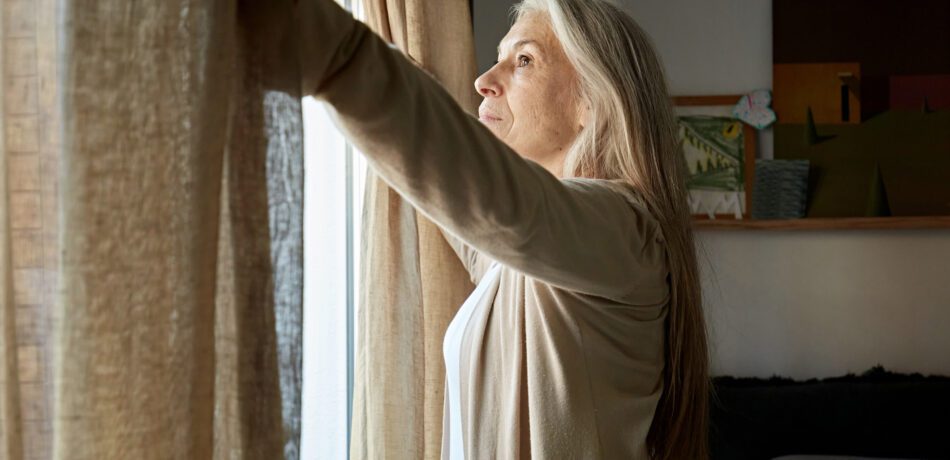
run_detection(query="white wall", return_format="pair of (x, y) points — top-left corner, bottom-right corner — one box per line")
(474, 0), (950, 379)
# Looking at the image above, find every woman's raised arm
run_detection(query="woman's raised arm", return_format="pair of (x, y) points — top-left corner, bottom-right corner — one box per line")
(296, 0), (669, 306)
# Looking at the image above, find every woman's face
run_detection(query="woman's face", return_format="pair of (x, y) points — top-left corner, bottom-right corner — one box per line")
(475, 12), (587, 176)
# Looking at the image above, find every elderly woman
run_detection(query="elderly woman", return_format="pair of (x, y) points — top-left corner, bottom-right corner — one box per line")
(301, 0), (710, 458)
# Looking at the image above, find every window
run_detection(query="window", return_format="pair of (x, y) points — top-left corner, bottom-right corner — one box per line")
(300, 1), (367, 455)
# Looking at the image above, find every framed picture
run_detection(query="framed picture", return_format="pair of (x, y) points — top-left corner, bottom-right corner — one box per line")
(672, 95), (756, 220)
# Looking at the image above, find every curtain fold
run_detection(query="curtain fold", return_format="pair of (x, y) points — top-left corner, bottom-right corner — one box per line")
(1, 1), (303, 459)
(352, 0), (480, 458)
(210, 4), (304, 459)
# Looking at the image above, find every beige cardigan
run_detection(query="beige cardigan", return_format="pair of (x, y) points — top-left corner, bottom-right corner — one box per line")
(299, 1), (671, 458)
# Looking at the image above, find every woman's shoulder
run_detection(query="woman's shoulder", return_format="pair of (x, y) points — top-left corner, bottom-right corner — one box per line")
(559, 177), (666, 249)
(560, 178), (654, 216)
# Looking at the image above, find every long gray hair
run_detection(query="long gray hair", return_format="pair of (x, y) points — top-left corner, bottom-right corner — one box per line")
(513, 0), (711, 458)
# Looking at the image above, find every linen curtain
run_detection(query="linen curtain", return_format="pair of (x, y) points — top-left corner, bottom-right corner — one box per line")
(351, 0), (481, 459)
(1, 1), (302, 459)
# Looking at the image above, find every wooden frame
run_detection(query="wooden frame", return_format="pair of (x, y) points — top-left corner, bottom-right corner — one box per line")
(672, 95), (756, 220)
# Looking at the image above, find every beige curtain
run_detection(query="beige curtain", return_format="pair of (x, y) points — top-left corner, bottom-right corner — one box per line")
(351, 0), (480, 459)
(1, 1), (302, 459)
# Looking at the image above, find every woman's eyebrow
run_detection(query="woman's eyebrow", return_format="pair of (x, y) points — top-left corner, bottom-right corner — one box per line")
(497, 39), (540, 56)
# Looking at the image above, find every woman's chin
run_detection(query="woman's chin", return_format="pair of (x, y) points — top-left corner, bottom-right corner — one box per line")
(482, 123), (505, 139)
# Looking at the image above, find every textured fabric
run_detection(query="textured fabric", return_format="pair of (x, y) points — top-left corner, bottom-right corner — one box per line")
(2, 1), (303, 459)
(348, 0), (480, 459)
(299, 1), (672, 458)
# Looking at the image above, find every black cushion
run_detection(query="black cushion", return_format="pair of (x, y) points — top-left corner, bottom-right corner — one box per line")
(710, 366), (950, 460)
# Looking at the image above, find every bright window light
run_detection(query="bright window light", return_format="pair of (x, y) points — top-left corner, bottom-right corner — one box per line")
(300, 95), (367, 459)
(301, 1), (367, 458)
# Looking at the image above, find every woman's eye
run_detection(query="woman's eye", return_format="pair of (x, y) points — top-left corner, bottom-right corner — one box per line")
(517, 55), (531, 67)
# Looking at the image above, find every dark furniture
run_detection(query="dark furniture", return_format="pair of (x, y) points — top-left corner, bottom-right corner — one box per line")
(711, 366), (950, 460)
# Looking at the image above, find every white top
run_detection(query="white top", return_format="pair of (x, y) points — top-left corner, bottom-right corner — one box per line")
(442, 261), (502, 460)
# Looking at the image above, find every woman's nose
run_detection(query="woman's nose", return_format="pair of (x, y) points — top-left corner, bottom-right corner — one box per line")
(474, 70), (501, 97)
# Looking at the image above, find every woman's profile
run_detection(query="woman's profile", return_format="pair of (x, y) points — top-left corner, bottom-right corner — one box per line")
(299, 0), (711, 458)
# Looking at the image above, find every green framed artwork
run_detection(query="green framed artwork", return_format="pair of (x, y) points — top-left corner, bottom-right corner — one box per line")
(673, 95), (757, 220)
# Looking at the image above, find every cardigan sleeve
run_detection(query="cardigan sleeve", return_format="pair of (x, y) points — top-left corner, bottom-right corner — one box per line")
(439, 227), (494, 286)
(296, 0), (670, 306)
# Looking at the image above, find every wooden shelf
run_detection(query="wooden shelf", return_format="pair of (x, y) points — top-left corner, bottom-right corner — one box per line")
(692, 216), (950, 230)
